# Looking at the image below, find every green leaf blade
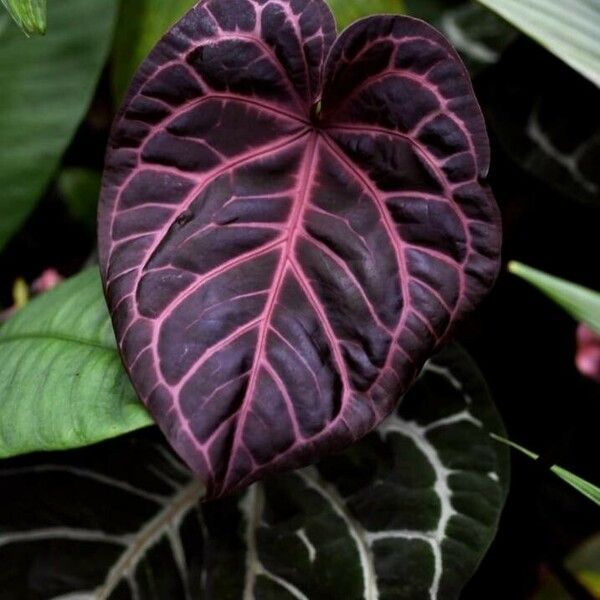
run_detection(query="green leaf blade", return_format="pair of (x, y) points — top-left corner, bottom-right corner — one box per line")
(0, 269), (153, 458)
(0, 345), (508, 599)
(0, 0), (118, 251)
(475, 0), (600, 87)
(551, 467), (600, 507)
(1, 0), (45, 35)
(492, 434), (600, 508)
(509, 261), (600, 334)
(58, 167), (102, 233)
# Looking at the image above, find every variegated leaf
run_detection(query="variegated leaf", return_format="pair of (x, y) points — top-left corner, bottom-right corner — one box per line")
(0, 345), (507, 599)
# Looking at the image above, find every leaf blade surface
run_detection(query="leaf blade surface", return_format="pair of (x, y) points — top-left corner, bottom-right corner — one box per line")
(0, 0), (118, 251)
(0, 345), (508, 600)
(99, 0), (501, 498)
(0, 269), (152, 458)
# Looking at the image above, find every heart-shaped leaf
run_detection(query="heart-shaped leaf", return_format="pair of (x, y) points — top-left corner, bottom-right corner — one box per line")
(98, 0), (501, 498)
(0, 345), (508, 599)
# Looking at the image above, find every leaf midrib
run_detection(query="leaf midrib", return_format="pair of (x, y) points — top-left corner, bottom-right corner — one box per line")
(97, 479), (204, 599)
(0, 331), (115, 353)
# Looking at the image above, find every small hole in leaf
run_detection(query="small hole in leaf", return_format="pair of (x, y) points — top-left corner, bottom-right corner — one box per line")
(175, 210), (194, 229)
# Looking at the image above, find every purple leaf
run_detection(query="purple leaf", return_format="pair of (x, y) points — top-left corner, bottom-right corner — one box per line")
(98, 0), (501, 499)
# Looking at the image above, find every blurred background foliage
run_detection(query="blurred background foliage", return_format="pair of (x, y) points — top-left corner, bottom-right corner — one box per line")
(0, 0), (599, 598)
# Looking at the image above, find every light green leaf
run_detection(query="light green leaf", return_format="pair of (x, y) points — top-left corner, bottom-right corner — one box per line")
(111, 0), (196, 102)
(509, 261), (600, 335)
(0, 345), (508, 599)
(0, 0), (118, 252)
(552, 467), (600, 507)
(0, 268), (153, 459)
(1, 0), (45, 35)
(328, 0), (405, 31)
(475, 0), (600, 87)
(492, 434), (600, 507)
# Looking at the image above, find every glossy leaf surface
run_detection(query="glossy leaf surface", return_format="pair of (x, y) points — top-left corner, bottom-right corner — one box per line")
(0, 346), (508, 599)
(99, 0), (501, 498)
(0, 0), (118, 251)
(0, 269), (152, 458)
(480, 42), (599, 205)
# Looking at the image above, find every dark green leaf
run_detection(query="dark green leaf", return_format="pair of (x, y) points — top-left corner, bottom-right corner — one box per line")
(0, 345), (508, 599)
(0, 0), (118, 251)
(58, 167), (102, 233)
(328, 0), (405, 31)
(480, 42), (599, 205)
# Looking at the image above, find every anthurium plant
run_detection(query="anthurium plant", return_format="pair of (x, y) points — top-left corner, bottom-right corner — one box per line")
(0, 0), (598, 598)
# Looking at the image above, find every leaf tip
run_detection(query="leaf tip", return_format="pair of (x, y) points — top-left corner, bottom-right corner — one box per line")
(2, 0), (46, 35)
(507, 260), (525, 276)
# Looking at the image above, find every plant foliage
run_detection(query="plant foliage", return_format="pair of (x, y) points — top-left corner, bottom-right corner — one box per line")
(0, 345), (508, 599)
(98, 0), (501, 499)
